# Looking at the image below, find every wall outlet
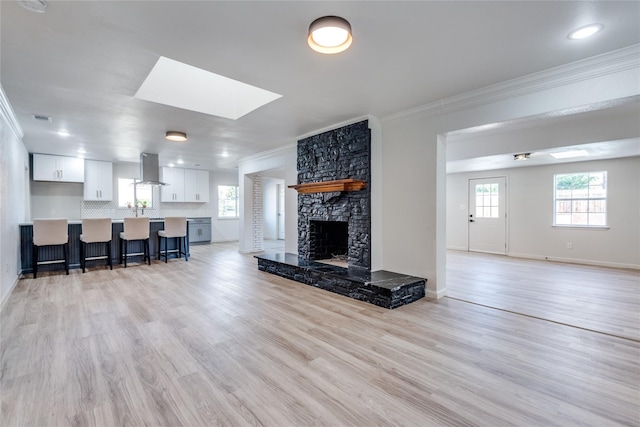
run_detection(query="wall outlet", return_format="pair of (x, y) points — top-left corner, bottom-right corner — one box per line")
(567, 242), (573, 249)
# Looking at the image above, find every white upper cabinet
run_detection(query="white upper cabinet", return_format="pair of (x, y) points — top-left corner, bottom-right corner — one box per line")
(184, 169), (210, 202)
(33, 154), (84, 183)
(161, 167), (209, 203)
(83, 160), (113, 201)
(160, 167), (185, 202)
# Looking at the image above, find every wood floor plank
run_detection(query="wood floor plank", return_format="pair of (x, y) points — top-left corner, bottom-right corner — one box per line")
(1, 242), (638, 426)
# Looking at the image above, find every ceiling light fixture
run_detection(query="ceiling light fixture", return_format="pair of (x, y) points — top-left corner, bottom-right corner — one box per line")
(166, 131), (187, 142)
(308, 16), (353, 54)
(514, 153), (531, 161)
(57, 131), (70, 137)
(568, 24), (603, 40)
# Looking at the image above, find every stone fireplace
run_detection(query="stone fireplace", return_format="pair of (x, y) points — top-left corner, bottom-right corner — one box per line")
(308, 220), (348, 262)
(255, 120), (426, 309)
(296, 120), (371, 269)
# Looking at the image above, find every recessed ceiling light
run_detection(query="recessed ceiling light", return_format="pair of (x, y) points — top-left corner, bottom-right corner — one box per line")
(513, 153), (531, 161)
(221, 151), (229, 158)
(168, 163), (175, 167)
(77, 148), (86, 154)
(58, 131), (70, 137)
(550, 150), (589, 159)
(136, 56), (282, 120)
(308, 16), (353, 54)
(166, 131), (187, 142)
(177, 159), (184, 164)
(568, 24), (603, 40)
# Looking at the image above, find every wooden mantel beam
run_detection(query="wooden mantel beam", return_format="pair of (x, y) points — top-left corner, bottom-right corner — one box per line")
(288, 179), (366, 194)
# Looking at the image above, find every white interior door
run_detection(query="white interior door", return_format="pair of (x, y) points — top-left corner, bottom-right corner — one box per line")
(277, 184), (285, 240)
(469, 177), (506, 254)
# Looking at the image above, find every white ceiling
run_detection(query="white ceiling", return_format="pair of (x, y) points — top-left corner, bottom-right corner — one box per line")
(2, 1), (639, 172)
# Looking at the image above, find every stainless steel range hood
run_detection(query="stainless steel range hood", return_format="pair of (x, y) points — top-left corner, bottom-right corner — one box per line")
(138, 153), (166, 186)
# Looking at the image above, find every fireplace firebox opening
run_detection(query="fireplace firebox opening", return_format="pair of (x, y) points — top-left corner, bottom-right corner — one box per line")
(309, 220), (348, 263)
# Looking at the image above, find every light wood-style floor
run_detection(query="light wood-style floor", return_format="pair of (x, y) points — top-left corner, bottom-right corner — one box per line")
(447, 250), (640, 342)
(1, 243), (639, 426)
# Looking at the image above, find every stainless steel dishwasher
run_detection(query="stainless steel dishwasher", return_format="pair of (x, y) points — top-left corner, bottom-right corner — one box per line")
(188, 217), (212, 244)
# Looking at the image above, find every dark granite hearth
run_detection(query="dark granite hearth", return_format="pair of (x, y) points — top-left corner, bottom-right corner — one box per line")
(255, 253), (426, 309)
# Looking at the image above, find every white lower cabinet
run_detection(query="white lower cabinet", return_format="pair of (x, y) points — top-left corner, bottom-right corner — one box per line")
(84, 160), (113, 201)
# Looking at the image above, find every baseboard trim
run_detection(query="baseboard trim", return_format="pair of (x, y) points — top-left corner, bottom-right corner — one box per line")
(508, 252), (639, 270)
(0, 275), (19, 314)
(426, 287), (448, 300)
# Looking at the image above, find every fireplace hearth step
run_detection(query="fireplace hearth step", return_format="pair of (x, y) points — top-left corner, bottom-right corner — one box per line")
(255, 253), (426, 309)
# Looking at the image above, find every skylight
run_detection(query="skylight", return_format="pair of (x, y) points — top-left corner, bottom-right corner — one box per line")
(135, 57), (282, 120)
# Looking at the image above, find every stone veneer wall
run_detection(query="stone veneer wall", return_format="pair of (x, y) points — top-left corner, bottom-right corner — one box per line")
(297, 120), (371, 269)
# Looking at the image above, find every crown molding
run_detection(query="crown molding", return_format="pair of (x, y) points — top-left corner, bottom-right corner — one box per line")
(0, 84), (24, 140)
(296, 114), (375, 140)
(238, 142), (297, 166)
(384, 44), (640, 122)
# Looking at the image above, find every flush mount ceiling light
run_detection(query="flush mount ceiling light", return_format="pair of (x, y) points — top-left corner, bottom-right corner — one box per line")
(308, 16), (353, 54)
(568, 24), (603, 40)
(166, 131), (187, 142)
(513, 153), (531, 161)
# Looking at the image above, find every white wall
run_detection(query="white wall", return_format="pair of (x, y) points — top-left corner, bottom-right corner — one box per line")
(209, 170), (239, 242)
(31, 178), (84, 220)
(447, 157), (640, 269)
(1, 85), (29, 310)
(380, 47), (640, 298)
(262, 177), (282, 240)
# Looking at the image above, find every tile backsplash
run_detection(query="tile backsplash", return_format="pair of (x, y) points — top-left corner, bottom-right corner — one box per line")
(81, 201), (213, 219)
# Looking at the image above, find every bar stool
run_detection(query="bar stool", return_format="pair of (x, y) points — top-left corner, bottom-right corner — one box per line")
(119, 217), (150, 267)
(80, 218), (113, 273)
(158, 217), (188, 263)
(32, 218), (69, 278)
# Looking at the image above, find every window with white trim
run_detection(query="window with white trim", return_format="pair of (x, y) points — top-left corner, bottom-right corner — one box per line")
(118, 178), (153, 208)
(554, 171), (607, 226)
(218, 185), (239, 218)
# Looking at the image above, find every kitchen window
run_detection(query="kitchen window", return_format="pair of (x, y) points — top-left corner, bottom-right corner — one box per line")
(218, 185), (239, 218)
(554, 171), (607, 227)
(118, 178), (153, 208)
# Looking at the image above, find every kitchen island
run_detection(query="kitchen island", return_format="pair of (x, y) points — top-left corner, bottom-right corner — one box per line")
(19, 218), (190, 274)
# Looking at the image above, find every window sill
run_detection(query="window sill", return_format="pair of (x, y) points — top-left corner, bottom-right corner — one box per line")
(217, 216), (239, 220)
(552, 225), (610, 230)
